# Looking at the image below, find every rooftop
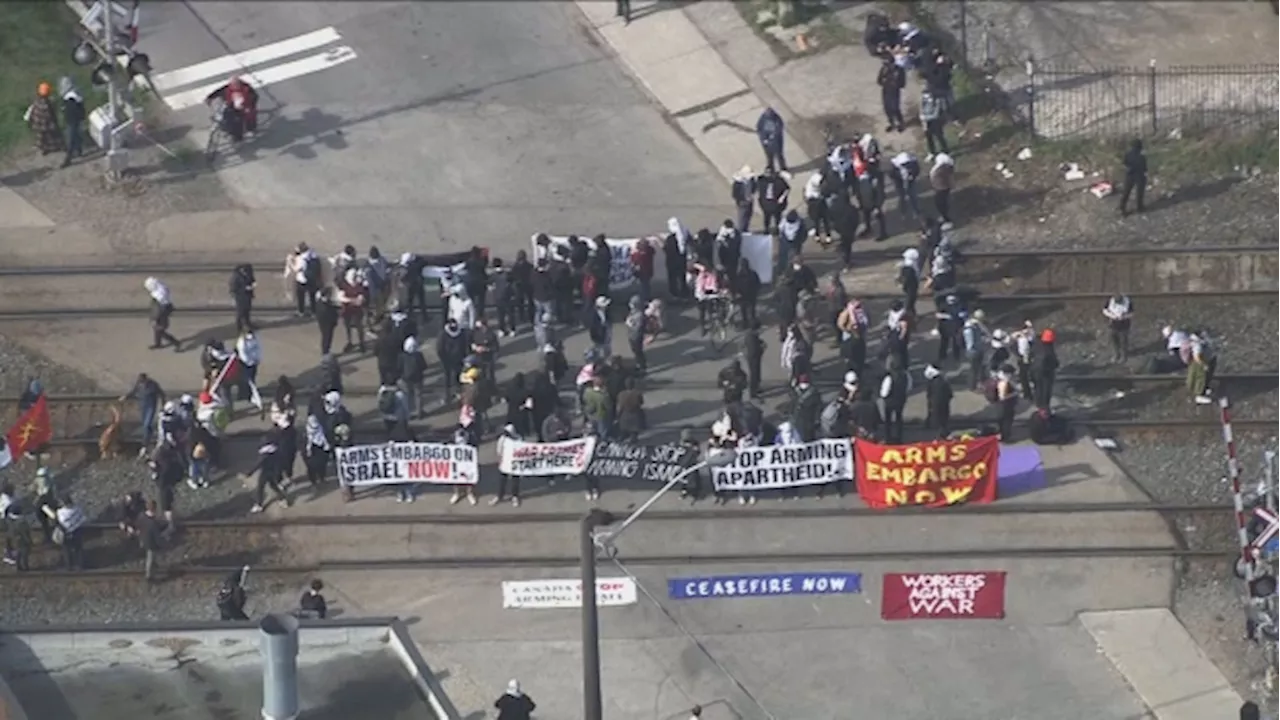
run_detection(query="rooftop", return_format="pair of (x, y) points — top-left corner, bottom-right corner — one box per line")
(0, 617), (458, 720)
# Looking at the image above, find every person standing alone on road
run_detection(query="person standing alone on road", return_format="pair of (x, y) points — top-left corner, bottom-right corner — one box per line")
(756, 107), (787, 172)
(144, 277), (181, 351)
(1102, 293), (1133, 363)
(1119, 138), (1147, 216)
(877, 55), (906, 132)
(494, 679), (536, 720)
(229, 263), (256, 333)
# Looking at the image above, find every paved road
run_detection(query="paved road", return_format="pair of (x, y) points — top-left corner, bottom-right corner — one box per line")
(139, 1), (729, 253)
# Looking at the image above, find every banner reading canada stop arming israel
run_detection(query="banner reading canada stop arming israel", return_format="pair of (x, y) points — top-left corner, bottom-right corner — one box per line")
(531, 233), (775, 287)
(711, 439), (853, 492)
(336, 442), (480, 487)
(854, 436), (999, 508)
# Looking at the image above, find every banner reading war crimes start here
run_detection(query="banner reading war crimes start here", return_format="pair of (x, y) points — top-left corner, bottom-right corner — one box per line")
(586, 440), (698, 483)
(711, 439), (853, 492)
(336, 442), (480, 487)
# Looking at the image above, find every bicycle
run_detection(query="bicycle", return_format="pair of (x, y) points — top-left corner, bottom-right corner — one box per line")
(204, 98), (229, 165)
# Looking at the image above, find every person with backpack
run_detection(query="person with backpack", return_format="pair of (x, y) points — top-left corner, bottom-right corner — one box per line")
(923, 364), (953, 438)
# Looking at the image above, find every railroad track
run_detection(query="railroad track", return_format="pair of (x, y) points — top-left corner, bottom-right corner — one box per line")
(0, 246), (1273, 316)
(4, 373), (1272, 444)
(0, 502), (1242, 581)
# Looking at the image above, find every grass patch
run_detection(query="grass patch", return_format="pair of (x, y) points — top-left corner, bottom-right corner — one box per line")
(0, 2), (108, 159)
(903, 0), (1277, 185)
(734, 0), (857, 60)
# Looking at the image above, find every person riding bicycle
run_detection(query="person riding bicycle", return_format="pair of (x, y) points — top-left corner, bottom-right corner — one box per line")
(693, 263), (728, 336)
(205, 75), (259, 142)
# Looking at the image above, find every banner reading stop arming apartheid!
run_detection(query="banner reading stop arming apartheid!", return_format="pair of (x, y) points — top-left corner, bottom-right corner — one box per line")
(854, 436), (999, 508)
(336, 442), (480, 487)
(498, 437), (597, 477)
(711, 439), (853, 492)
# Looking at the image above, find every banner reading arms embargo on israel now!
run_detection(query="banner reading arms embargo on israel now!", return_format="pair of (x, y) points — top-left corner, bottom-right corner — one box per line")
(336, 442), (479, 487)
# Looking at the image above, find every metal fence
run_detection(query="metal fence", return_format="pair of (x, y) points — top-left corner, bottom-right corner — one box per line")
(1027, 62), (1279, 140)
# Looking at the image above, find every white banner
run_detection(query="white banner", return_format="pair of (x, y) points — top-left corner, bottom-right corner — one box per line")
(532, 233), (775, 287)
(502, 578), (638, 609)
(711, 439), (853, 492)
(498, 437), (597, 477)
(336, 442), (480, 486)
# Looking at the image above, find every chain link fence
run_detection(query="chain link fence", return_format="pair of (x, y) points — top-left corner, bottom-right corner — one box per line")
(1026, 62), (1279, 140)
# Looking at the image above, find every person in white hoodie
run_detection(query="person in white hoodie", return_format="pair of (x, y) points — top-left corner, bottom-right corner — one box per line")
(284, 242), (321, 316)
(447, 284), (476, 330)
(929, 153), (955, 226)
(803, 172), (831, 245)
(235, 330), (264, 414)
(143, 277), (181, 351)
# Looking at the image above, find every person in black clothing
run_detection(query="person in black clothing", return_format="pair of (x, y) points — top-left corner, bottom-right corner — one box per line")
(879, 355), (910, 444)
(462, 246), (489, 317)
(717, 359), (748, 405)
(1032, 329), (1060, 410)
(504, 373), (534, 437)
(246, 427), (290, 513)
(662, 226), (690, 301)
(1239, 701), (1261, 720)
(757, 167), (790, 234)
(217, 570), (249, 621)
(509, 250), (534, 329)
(935, 293), (965, 364)
(615, 0), (630, 23)
(398, 253), (429, 322)
(399, 336), (428, 419)
(136, 499), (165, 581)
(315, 288), (340, 355)
(59, 76), (86, 167)
(299, 579), (328, 619)
(877, 56), (906, 132)
(899, 249), (920, 316)
(494, 680), (536, 720)
(530, 257), (555, 324)
(1119, 138), (1148, 216)
(923, 364), (953, 438)
(849, 386), (883, 440)
(150, 441), (183, 534)
(733, 258), (760, 330)
(743, 322), (766, 400)
(716, 221), (742, 275)
(375, 328), (402, 387)
(549, 252), (575, 325)
(229, 263), (256, 333)
(436, 319), (470, 404)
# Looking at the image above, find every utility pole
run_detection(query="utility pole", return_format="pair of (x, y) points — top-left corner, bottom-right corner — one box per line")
(580, 508), (615, 720)
(101, 0), (123, 180)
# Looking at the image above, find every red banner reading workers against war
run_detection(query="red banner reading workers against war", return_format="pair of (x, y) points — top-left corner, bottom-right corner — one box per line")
(854, 436), (999, 509)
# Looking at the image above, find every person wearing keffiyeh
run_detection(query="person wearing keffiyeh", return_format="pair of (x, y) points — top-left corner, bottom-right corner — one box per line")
(302, 415), (332, 494)
(143, 277), (181, 351)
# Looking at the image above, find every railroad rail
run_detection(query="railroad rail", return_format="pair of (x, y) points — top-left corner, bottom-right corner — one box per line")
(0, 289), (1271, 320)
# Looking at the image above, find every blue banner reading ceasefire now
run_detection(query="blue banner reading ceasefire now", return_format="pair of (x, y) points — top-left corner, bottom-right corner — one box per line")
(668, 572), (862, 600)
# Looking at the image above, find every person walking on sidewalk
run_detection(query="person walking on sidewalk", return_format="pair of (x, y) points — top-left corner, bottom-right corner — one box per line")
(756, 107), (787, 172)
(877, 56), (906, 132)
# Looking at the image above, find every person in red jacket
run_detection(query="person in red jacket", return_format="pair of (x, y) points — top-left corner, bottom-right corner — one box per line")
(205, 75), (259, 141)
(629, 238), (655, 304)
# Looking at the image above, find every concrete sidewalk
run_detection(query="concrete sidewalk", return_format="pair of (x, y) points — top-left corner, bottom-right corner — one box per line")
(1080, 609), (1245, 720)
(575, 1), (805, 184)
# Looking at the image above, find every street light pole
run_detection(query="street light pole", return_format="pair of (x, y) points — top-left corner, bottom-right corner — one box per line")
(580, 507), (615, 720)
(581, 448), (737, 719)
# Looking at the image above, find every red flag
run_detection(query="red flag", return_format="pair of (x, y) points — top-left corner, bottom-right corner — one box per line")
(7, 395), (52, 456)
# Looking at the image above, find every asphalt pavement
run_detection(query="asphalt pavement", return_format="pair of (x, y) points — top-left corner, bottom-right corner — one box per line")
(138, 1), (731, 253)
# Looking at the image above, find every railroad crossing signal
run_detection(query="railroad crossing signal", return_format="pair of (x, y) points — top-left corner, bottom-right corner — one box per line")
(1253, 507), (1278, 553)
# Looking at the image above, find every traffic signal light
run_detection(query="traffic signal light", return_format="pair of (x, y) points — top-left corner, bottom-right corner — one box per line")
(126, 52), (150, 78)
(90, 62), (114, 87)
(72, 42), (96, 66)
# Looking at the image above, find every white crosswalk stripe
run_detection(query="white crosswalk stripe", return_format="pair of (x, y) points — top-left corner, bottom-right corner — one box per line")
(157, 27), (358, 110)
